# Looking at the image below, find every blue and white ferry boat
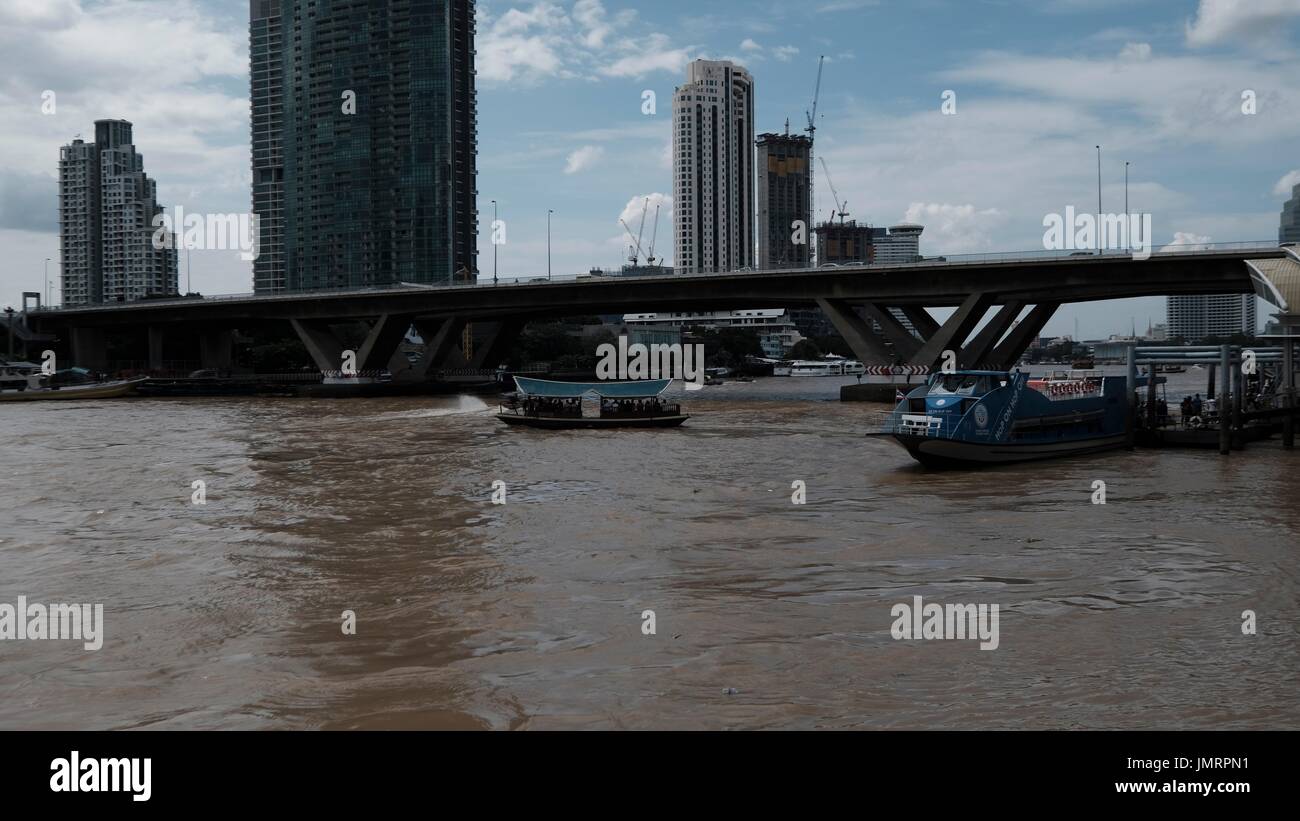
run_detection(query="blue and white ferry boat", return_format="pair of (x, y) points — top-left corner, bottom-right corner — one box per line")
(886, 369), (1139, 467)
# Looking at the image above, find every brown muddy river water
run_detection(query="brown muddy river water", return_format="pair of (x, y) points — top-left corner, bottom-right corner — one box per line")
(2, 373), (1297, 729)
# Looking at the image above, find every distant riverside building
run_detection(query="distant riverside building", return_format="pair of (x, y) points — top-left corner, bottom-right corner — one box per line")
(873, 223), (924, 264)
(586, 264), (673, 278)
(58, 119), (177, 306)
(756, 131), (811, 269)
(1282, 182), (1300, 244)
(250, 0), (478, 293)
(673, 59), (755, 274)
(1167, 294), (1256, 340)
(624, 309), (802, 358)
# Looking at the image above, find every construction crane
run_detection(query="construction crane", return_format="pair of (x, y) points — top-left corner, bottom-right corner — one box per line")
(646, 204), (661, 267)
(620, 197), (652, 266)
(819, 156), (849, 224)
(620, 218), (643, 266)
(805, 55), (825, 264)
(805, 55), (824, 142)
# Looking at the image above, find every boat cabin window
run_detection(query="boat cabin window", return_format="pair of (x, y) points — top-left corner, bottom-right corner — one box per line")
(930, 374), (991, 396)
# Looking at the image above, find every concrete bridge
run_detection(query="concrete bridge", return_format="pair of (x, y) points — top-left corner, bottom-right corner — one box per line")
(26, 243), (1299, 378)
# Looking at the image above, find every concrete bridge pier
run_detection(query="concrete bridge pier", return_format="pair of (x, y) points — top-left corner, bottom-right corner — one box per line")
(290, 318), (346, 373)
(399, 318), (468, 381)
(911, 292), (996, 369)
(198, 328), (235, 371)
(469, 318), (524, 370)
(148, 326), (166, 371)
(815, 298), (895, 364)
(355, 313), (416, 374)
(859, 303), (921, 361)
(961, 301), (1023, 367)
(70, 326), (107, 373)
(986, 302), (1059, 369)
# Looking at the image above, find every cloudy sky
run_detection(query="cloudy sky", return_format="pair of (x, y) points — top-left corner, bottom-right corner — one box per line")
(1, 0), (1298, 337)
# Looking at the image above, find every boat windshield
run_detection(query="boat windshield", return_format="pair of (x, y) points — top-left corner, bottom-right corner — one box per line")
(929, 374), (991, 396)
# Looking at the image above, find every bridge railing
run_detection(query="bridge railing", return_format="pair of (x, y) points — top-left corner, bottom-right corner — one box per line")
(28, 240), (1290, 312)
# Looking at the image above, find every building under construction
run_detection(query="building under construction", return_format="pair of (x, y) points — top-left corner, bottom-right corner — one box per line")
(816, 220), (883, 265)
(756, 132), (813, 270)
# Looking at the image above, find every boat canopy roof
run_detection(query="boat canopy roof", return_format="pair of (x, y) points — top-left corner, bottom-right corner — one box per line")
(944, 369), (1011, 377)
(513, 376), (673, 398)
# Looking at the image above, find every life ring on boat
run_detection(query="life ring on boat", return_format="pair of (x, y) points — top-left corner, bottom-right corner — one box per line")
(1186, 415), (1204, 430)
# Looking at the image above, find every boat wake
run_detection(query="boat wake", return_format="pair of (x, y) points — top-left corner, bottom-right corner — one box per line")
(370, 396), (493, 420)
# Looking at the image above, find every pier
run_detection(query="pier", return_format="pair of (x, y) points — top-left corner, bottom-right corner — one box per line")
(1126, 342), (1298, 454)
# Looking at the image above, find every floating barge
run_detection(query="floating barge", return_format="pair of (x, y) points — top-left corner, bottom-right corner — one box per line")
(497, 377), (688, 429)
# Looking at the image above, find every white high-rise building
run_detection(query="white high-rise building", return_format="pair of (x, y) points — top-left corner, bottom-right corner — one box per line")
(1167, 294), (1256, 341)
(673, 59), (754, 274)
(59, 120), (176, 306)
(873, 223), (924, 265)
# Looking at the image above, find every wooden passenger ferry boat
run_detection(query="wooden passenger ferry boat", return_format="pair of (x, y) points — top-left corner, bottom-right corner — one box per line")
(496, 377), (689, 429)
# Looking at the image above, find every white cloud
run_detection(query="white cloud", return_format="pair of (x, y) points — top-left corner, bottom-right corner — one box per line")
(1161, 231), (1214, 251)
(601, 33), (695, 78)
(773, 45), (800, 62)
(938, 49), (1300, 147)
(1118, 42), (1152, 61)
(1186, 0), (1300, 47)
(902, 203), (1006, 254)
(0, 0), (80, 28)
(564, 144), (604, 174)
(740, 38), (761, 52)
(816, 0), (880, 12)
(477, 1), (692, 85)
(1273, 169), (1300, 196)
(573, 0), (633, 48)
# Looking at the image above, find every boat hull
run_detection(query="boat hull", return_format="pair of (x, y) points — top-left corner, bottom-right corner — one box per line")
(0, 378), (146, 402)
(497, 413), (688, 429)
(890, 431), (1128, 468)
(1135, 425), (1274, 449)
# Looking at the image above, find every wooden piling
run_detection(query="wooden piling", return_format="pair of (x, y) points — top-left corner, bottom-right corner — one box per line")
(1285, 336), (1296, 450)
(1126, 345), (1137, 449)
(1232, 352), (1244, 450)
(1146, 359), (1158, 430)
(1219, 344), (1231, 455)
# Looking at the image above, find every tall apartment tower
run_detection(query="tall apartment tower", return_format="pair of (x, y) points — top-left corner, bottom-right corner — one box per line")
(58, 120), (177, 306)
(1281, 182), (1300, 244)
(250, 0), (285, 292)
(673, 60), (755, 274)
(1167, 294), (1257, 341)
(250, 0), (478, 293)
(756, 131), (811, 270)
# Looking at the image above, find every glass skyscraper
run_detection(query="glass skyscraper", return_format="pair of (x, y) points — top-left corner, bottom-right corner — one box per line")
(250, 0), (478, 293)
